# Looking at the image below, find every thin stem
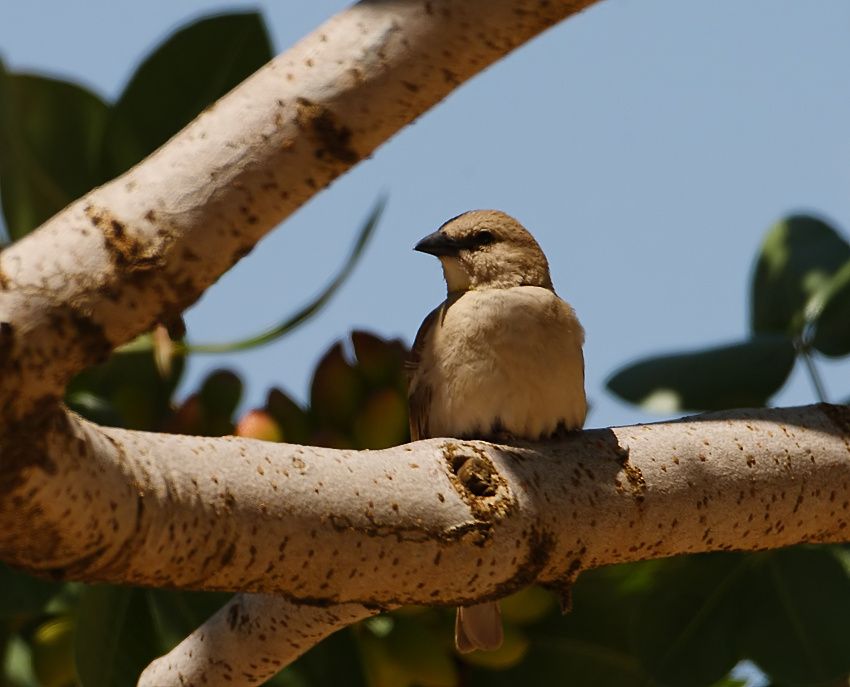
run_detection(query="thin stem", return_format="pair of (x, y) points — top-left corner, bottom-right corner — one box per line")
(800, 347), (829, 404)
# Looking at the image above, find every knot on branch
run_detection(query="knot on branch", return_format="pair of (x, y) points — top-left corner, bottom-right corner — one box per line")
(441, 442), (515, 535)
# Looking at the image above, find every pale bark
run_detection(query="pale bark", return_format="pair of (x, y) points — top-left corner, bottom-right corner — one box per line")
(138, 595), (377, 686)
(4, 405), (850, 597)
(1, 0), (847, 685)
(0, 0), (596, 424)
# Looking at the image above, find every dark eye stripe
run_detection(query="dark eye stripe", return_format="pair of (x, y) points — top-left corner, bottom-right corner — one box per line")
(476, 230), (495, 245)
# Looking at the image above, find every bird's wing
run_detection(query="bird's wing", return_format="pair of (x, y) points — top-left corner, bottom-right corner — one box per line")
(406, 303), (443, 441)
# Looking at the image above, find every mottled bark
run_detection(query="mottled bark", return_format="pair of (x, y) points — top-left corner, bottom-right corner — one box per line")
(1, 0), (846, 685)
(0, 0), (596, 423)
(5, 406), (850, 599)
(138, 595), (376, 686)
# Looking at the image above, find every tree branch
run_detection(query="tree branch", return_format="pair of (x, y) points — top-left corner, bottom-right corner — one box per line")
(138, 595), (377, 686)
(3, 405), (849, 598)
(0, 0), (597, 422)
(2, 0), (845, 683)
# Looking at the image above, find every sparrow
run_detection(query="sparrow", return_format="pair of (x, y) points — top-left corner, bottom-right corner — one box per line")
(407, 210), (587, 653)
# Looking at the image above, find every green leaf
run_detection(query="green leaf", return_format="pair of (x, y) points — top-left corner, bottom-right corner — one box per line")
(293, 627), (367, 687)
(810, 259), (850, 356)
(101, 12), (273, 176)
(74, 586), (162, 687)
(4, 633), (39, 687)
(66, 332), (185, 430)
(310, 341), (366, 431)
(0, 564), (63, 617)
(739, 547), (850, 686)
(146, 589), (231, 649)
(266, 388), (312, 445)
(186, 197), (386, 354)
(634, 553), (748, 687)
(606, 335), (796, 412)
(467, 563), (657, 687)
(385, 615), (458, 686)
(751, 215), (850, 337)
(0, 60), (109, 241)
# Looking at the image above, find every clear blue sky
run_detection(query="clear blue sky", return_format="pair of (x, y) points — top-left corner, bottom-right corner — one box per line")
(2, 1), (849, 429)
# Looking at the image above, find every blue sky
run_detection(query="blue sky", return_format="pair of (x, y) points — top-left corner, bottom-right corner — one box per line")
(2, 1), (849, 429)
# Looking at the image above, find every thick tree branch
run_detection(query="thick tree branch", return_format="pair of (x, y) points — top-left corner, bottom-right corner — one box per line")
(0, 0), (596, 422)
(1, 1), (845, 683)
(3, 405), (849, 600)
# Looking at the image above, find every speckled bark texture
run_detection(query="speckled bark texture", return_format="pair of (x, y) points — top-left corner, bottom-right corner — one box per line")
(4, 407), (850, 599)
(138, 595), (376, 686)
(0, 0), (596, 424)
(1, 1), (848, 685)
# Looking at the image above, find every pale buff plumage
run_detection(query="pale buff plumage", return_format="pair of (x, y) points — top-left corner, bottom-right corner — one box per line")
(408, 210), (587, 653)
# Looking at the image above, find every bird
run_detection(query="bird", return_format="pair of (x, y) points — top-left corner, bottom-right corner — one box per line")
(407, 209), (587, 653)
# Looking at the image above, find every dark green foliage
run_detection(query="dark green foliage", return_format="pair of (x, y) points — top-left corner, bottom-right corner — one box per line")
(74, 587), (162, 687)
(607, 335), (796, 412)
(738, 548), (850, 686)
(608, 213), (850, 411)
(100, 13), (272, 177)
(751, 215), (850, 338)
(0, 61), (109, 241)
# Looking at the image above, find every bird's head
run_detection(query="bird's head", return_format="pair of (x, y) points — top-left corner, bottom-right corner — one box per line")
(414, 210), (553, 293)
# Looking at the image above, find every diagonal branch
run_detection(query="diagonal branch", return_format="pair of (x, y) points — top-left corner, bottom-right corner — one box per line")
(138, 595), (378, 686)
(0, 0), (598, 422)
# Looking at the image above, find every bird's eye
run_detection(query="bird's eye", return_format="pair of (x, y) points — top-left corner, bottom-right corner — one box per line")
(476, 230), (495, 246)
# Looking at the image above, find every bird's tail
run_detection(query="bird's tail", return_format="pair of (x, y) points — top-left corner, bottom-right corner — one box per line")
(455, 602), (504, 653)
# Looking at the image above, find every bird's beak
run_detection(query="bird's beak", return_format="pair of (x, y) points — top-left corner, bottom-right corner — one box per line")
(414, 230), (461, 257)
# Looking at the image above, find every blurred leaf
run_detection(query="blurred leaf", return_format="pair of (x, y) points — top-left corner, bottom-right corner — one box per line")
(500, 586), (556, 626)
(468, 563), (656, 687)
(359, 632), (411, 687)
(162, 394), (202, 435)
(101, 12), (272, 176)
(197, 368), (243, 435)
(352, 388), (408, 449)
(351, 331), (408, 391)
(30, 616), (75, 687)
(751, 215), (850, 337)
(294, 627), (367, 687)
(74, 586), (162, 687)
(0, 60), (109, 241)
(606, 335), (796, 412)
(67, 332), (185, 430)
(385, 616), (458, 686)
(739, 548), (850, 686)
(146, 589), (231, 649)
(310, 342), (365, 430)
(266, 388), (312, 445)
(0, 564), (63, 617)
(810, 260), (850, 356)
(634, 553), (747, 687)
(4, 633), (39, 687)
(186, 197), (386, 353)
(65, 391), (122, 427)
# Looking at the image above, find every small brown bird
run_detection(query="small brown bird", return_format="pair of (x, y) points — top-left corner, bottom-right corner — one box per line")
(407, 210), (587, 653)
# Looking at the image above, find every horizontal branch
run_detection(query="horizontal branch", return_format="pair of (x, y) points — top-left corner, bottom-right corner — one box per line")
(3, 404), (849, 605)
(0, 0), (597, 422)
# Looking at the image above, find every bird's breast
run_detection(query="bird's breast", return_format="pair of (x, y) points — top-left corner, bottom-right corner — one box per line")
(418, 286), (586, 439)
